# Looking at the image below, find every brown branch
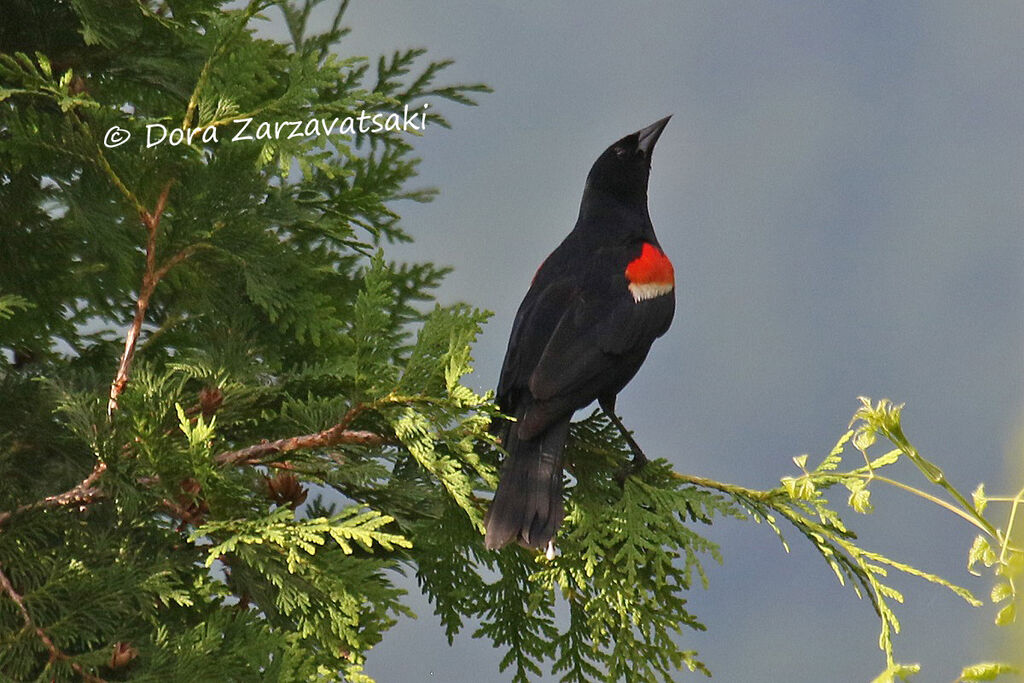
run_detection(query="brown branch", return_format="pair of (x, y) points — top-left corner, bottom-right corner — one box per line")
(107, 181), (171, 414)
(0, 462), (107, 529)
(153, 242), (205, 283)
(215, 426), (386, 468)
(214, 402), (389, 467)
(106, 181), (205, 415)
(0, 563), (106, 683)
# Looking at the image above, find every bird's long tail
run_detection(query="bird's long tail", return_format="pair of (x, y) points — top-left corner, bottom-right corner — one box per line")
(484, 416), (570, 551)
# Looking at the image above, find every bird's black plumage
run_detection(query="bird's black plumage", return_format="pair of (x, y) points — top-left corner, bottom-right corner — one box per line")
(485, 117), (675, 551)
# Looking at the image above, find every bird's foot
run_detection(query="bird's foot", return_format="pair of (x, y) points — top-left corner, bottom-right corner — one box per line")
(614, 449), (647, 487)
(628, 446), (648, 471)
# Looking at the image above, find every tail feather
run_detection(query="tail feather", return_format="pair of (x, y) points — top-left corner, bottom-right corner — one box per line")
(484, 416), (570, 550)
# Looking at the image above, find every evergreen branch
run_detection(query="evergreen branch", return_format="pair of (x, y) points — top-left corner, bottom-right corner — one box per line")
(107, 181), (205, 415)
(153, 242), (209, 282)
(1, 4), (501, 679)
(2, 86), (144, 213)
(0, 55), (146, 215)
(212, 392), (451, 467)
(137, 311), (187, 353)
(213, 393), (454, 468)
(70, 112), (148, 216)
(317, 0), (351, 63)
(674, 467), (987, 605)
(671, 471), (773, 503)
(0, 563), (106, 682)
(0, 462), (107, 529)
(182, 0), (268, 130)
(106, 181), (169, 415)
(668, 396), (1024, 677)
(215, 419), (385, 467)
(0, 293), (34, 321)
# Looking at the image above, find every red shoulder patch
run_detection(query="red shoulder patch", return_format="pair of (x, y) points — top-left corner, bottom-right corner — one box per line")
(626, 243), (674, 285)
(625, 243), (674, 302)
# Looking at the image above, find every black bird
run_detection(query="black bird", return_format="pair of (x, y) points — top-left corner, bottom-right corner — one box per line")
(484, 117), (675, 552)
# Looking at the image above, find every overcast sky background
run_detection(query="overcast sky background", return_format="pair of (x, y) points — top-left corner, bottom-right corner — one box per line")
(258, 3), (1023, 680)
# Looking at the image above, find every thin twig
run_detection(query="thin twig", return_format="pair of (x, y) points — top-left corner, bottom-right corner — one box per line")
(875, 419), (1001, 541)
(182, 0), (264, 130)
(214, 399), (406, 467)
(0, 563), (106, 682)
(0, 462), (107, 529)
(69, 111), (147, 216)
(850, 472), (994, 537)
(999, 487), (1024, 562)
(215, 427), (385, 467)
(153, 242), (208, 283)
(107, 181), (192, 415)
(671, 471), (772, 502)
(138, 311), (186, 354)
(133, 243), (210, 356)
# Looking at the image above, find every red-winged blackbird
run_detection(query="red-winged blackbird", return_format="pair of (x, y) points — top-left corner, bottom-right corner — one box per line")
(484, 117), (675, 552)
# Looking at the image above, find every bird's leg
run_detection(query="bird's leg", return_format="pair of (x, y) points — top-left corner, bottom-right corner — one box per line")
(598, 401), (704, 519)
(599, 398), (648, 471)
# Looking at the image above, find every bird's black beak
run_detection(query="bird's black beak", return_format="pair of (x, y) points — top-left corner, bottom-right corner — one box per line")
(636, 115), (672, 157)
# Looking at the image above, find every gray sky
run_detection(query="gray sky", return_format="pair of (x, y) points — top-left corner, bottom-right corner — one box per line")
(265, 2), (1023, 680)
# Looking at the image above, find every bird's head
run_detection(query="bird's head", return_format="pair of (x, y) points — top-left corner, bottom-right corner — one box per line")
(584, 116), (671, 205)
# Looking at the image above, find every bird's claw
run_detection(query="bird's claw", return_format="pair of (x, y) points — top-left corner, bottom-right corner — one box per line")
(614, 450), (647, 487)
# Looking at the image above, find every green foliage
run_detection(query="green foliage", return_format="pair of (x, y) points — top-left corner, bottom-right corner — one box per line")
(0, 1), (1018, 682)
(449, 414), (740, 683)
(700, 397), (1022, 682)
(849, 399), (1024, 638)
(958, 662), (1021, 682)
(0, 294), (33, 322)
(773, 429), (984, 676)
(0, 0), (494, 680)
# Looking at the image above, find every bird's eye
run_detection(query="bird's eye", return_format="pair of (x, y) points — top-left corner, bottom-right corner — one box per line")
(614, 147), (628, 159)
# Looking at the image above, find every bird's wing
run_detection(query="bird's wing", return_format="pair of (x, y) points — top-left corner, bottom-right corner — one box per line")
(528, 290), (673, 402)
(496, 275), (577, 409)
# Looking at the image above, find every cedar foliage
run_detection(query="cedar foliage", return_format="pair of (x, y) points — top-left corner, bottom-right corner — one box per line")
(0, 2), (1020, 681)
